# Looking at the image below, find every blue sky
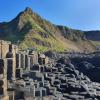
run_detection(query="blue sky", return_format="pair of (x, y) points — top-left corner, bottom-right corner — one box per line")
(0, 0), (100, 30)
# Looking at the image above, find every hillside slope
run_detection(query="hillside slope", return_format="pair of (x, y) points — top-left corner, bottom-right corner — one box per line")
(0, 7), (96, 52)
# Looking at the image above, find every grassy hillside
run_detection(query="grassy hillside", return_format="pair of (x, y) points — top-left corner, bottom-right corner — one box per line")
(0, 7), (96, 52)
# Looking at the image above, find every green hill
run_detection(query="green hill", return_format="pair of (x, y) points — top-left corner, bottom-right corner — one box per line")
(0, 7), (96, 52)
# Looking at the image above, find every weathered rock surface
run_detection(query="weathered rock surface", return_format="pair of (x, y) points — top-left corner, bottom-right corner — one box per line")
(39, 52), (100, 99)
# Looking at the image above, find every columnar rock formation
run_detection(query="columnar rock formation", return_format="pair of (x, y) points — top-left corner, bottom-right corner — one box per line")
(0, 59), (9, 100)
(0, 40), (38, 100)
(0, 40), (100, 100)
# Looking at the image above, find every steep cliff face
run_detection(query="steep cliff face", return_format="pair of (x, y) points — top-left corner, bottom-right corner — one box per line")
(57, 26), (86, 41)
(0, 7), (96, 52)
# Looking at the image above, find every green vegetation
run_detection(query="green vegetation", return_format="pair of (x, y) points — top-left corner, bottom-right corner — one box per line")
(0, 7), (96, 53)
